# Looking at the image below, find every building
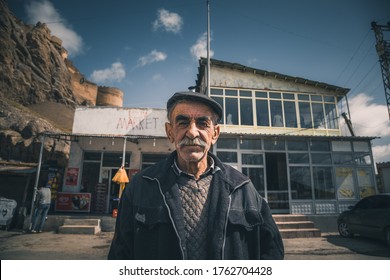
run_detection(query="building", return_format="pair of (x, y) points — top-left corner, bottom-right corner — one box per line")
(58, 58), (378, 216)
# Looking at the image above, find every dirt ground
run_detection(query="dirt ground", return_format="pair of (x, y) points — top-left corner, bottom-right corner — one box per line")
(0, 230), (389, 260)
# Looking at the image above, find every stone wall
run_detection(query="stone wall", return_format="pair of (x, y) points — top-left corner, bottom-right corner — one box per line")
(96, 86), (123, 107)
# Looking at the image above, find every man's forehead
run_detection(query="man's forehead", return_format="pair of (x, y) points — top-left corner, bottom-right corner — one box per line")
(171, 101), (214, 116)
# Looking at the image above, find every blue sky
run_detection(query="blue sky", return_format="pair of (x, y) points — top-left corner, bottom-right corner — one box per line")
(7, 0), (390, 163)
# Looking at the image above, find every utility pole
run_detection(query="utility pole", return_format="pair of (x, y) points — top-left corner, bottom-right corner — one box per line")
(371, 21), (390, 120)
(207, 0), (211, 96)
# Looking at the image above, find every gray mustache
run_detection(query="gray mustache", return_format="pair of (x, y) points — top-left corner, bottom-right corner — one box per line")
(178, 137), (207, 148)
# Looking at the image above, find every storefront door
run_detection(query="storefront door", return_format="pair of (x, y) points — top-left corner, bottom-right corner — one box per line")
(265, 152), (289, 213)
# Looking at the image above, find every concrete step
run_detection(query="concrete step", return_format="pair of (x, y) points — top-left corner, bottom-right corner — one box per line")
(58, 225), (101, 235)
(279, 228), (321, 239)
(277, 221), (315, 229)
(58, 218), (101, 235)
(63, 218), (101, 226)
(273, 215), (322, 238)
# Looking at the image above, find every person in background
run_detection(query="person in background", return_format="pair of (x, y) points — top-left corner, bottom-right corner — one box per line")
(31, 184), (51, 233)
(108, 91), (284, 259)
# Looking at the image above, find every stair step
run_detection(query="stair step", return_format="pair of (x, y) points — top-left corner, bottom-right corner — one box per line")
(63, 218), (101, 226)
(276, 221), (315, 229)
(273, 214), (309, 222)
(279, 228), (321, 239)
(58, 225), (101, 235)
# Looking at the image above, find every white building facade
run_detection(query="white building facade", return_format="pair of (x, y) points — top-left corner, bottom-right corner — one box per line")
(62, 58), (377, 216)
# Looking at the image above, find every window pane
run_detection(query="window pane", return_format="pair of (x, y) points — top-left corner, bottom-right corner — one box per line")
(355, 153), (371, 165)
(324, 96), (334, 102)
(256, 99), (269, 126)
(270, 100), (283, 127)
(332, 141), (351, 151)
(313, 167), (335, 199)
(335, 167), (356, 199)
(240, 90), (252, 97)
(225, 89), (237, 96)
(240, 139), (262, 150)
(283, 93), (294, 100)
(290, 167), (312, 199)
(299, 102), (312, 128)
(284, 101), (297, 128)
(211, 88), (223, 95)
(211, 96), (224, 124)
(324, 103), (338, 129)
(298, 94), (310, 101)
(242, 167), (264, 195)
(312, 103), (325, 128)
(84, 152), (101, 161)
(242, 154), (263, 165)
(217, 151), (237, 163)
(311, 153), (332, 164)
(311, 95), (322, 102)
(288, 153), (309, 164)
(353, 141), (370, 152)
(310, 141), (330, 151)
(357, 167), (376, 199)
(240, 99), (253, 125)
(264, 139), (285, 150)
(217, 138), (237, 149)
(256, 91), (267, 98)
(225, 98), (238, 124)
(269, 92), (281, 99)
(288, 141), (308, 151)
(333, 153), (353, 165)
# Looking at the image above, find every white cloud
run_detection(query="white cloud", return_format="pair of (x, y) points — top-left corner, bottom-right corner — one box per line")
(348, 93), (390, 138)
(153, 9), (183, 34)
(90, 62), (126, 83)
(25, 0), (84, 57)
(346, 93), (390, 163)
(190, 32), (214, 60)
(152, 74), (164, 81)
(137, 50), (167, 67)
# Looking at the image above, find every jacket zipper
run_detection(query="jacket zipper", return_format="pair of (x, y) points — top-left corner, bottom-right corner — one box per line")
(144, 176), (185, 260)
(221, 180), (250, 260)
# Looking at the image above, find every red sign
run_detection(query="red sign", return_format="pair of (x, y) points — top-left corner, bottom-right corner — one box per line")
(55, 192), (91, 212)
(65, 168), (79, 186)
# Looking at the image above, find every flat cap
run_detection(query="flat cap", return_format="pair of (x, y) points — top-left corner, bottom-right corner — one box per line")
(167, 91), (223, 121)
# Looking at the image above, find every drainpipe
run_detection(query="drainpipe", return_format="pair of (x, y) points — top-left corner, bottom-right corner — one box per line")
(29, 134), (45, 230)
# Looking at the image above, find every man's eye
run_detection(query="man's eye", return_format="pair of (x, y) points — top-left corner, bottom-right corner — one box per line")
(177, 121), (189, 127)
(196, 120), (210, 127)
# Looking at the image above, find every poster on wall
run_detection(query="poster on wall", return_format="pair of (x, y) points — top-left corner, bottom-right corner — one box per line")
(65, 167), (79, 186)
(55, 192), (91, 212)
(357, 168), (376, 198)
(335, 167), (355, 199)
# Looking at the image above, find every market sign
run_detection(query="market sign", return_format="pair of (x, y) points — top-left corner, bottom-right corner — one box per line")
(73, 107), (167, 136)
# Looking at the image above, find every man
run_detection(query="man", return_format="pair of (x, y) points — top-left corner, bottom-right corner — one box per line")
(108, 91), (284, 259)
(31, 185), (51, 233)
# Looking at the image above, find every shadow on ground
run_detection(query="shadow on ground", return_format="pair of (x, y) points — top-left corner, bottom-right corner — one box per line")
(324, 234), (390, 258)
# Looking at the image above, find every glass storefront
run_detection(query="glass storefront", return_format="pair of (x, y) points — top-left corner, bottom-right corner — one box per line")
(214, 136), (376, 214)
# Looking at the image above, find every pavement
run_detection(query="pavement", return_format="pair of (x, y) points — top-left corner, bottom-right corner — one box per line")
(0, 229), (389, 260)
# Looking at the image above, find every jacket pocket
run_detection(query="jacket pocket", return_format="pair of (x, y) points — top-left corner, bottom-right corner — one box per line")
(228, 209), (264, 231)
(134, 206), (171, 229)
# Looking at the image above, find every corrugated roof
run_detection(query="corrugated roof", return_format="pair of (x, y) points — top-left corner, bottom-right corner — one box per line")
(196, 57), (350, 95)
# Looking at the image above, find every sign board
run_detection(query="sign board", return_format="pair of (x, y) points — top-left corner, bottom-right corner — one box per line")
(72, 107), (167, 136)
(55, 192), (91, 212)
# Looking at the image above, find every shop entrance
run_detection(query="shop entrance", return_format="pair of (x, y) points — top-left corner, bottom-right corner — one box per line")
(265, 152), (289, 213)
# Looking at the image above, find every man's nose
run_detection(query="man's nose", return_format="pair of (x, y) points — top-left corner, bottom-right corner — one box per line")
(185, 120), (200, 139)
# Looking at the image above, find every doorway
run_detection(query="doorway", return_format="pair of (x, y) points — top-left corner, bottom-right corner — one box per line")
(265, 152), (289, 213)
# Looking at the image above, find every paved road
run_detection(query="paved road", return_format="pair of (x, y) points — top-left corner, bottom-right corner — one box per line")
(0, 230), (389, 260)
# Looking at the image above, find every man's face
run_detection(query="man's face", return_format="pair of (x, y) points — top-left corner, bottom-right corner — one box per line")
(165, 101), (220, 165)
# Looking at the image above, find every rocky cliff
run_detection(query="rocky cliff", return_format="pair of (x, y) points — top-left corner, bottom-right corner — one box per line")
(0, 0), (95, 167)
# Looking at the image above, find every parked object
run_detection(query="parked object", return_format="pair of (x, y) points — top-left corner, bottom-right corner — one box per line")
(337, 194), (390, 247)
(0, 197), (18, 230)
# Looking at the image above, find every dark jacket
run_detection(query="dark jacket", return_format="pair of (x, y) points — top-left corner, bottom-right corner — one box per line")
(108, 151), (284, 260)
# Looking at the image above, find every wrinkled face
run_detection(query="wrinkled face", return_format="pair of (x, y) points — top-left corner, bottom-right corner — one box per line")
(165, 101), (220, 165)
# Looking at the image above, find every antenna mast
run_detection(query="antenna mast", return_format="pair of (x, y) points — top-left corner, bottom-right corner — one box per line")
(371, 21), (390, 120)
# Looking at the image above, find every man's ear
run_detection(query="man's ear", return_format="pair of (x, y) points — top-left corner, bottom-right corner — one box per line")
(211, 125), (220, 144)
(165, 122), (174, 143)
